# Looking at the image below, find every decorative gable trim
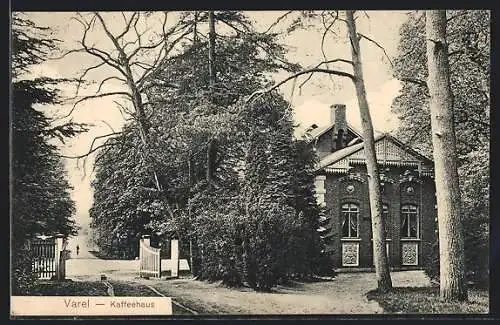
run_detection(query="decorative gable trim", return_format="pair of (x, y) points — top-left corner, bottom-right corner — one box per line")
(339, 174), (366, 183)
(317, 134), (434, 177)
(348, 137), (422, 165)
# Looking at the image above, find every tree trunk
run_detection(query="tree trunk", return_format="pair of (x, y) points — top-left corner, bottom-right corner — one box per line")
(425, 10), (467, 302)
(208, 11), (216, 91)
(193, 11), (198, 45)
(206, 11), (217, 182)
(346, 10), (392, 293)
(121, 49), (163, 192)
(187, 158), (196, 277)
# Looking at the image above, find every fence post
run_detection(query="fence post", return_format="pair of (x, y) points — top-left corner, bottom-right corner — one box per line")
(171, 239), (179, 278)
(55, 234), (65, 281)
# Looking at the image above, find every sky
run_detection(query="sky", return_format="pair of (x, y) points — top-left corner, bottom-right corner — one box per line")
(21, 10), (409, 229)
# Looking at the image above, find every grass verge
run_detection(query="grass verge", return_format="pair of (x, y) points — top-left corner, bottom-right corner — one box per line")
(24, 279), (108, 296)
(366, 286), (489, 314)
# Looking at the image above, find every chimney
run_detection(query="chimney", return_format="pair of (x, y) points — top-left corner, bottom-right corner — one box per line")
(331, 104), (348, 150)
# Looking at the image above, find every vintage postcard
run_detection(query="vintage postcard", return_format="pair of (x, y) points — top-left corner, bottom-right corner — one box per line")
(10, 8), (491, 319)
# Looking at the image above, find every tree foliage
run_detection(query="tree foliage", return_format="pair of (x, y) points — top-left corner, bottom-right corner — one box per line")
(11, 13), (84, 294)
(392, 10), (490, 286)
(89, 11), (326, 289)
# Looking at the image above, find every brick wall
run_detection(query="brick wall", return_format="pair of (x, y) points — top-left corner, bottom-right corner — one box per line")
(322, 165), (437, 268)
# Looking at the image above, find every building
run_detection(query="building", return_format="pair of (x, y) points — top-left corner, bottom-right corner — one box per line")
(309, 104), (437, 270)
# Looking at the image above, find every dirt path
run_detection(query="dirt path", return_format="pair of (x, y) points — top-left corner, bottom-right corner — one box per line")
(66, 233), (97, 259)
(88, 270), (430, 315)
(65, 253), (431, 315)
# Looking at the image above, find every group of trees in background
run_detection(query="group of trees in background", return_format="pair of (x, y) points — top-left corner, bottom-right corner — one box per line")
(11, 13), (86, 294)
(87, 11), (328, 290)
(392, 10), (490, 289)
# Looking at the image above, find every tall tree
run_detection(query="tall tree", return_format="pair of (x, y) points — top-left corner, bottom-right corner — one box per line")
(206, 10), (217, 182)
(246, 10), (393, 292)
(425, 10), (467, 302)
(11, 13), (85, 294)
(345, 10), (392, 293)
(89, 11), (324, 290)
(392, 10), (489, 287)
(60, 12), (196, 209)
(143, 11), (306, 284)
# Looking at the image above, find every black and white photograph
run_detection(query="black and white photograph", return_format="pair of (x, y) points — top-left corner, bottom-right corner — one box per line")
(10, 9), (491, 317)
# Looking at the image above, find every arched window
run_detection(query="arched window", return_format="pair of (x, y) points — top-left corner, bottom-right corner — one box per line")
(401, 204), (419, 238)
(341, 203), (359, 238)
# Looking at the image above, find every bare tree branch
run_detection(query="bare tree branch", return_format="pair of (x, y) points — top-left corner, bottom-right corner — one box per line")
(59, 136), (120, 159)
(126, 12), (167, 61)
(116, 12), (138, 40)
(136, 26), (193, 88)
(127, 38), (165, 61)
(63, 91), (133, 118)
(96, 76), (127, 94)
(218, 17), (253, 36)
(122, 38), (141, 52)
(322, 10), (339, 38)
(245, 67), (355, 105)
(334, 11), (349, 24)
(130, 61), (155, 70)
(262, 10), (295, 34)
(100, 120), (117, 133)
(60, 11), (191, 199)
(70, 61), (106, 99)
(92, 132), (128, 171)
(68, 14), (129, 80)
(358, 32), (394, 67)
(113, 100), (136, 119)
(318, 11), (339, 89)
(298, 58), (353, 92)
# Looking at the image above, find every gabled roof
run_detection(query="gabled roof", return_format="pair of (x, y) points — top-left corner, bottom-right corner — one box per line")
(307, 122), (364, 140)
(317, 133), (386, 170)
(384, 134), (434, 163)
(316, 133), (433, 172)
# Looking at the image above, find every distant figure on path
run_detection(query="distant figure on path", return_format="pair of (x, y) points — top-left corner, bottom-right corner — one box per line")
(76, 245), (80, 256)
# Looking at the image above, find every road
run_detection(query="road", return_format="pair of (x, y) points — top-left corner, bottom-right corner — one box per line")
(63, 233), (430, 314)
(66, 232), (139, 280)
(65, 233), (188, 281)
(66, 233), (97, 259)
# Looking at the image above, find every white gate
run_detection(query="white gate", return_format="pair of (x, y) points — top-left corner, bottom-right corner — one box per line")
(139, 235), (161, 278)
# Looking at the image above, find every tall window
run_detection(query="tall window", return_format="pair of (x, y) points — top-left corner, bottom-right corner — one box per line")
(341, 203), (359, 238)
(382, 204), (390, 239)
(401, 204), (419, 238)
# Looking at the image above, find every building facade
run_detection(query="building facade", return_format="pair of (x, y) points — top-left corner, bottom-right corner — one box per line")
(310, 104), (437, 270)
